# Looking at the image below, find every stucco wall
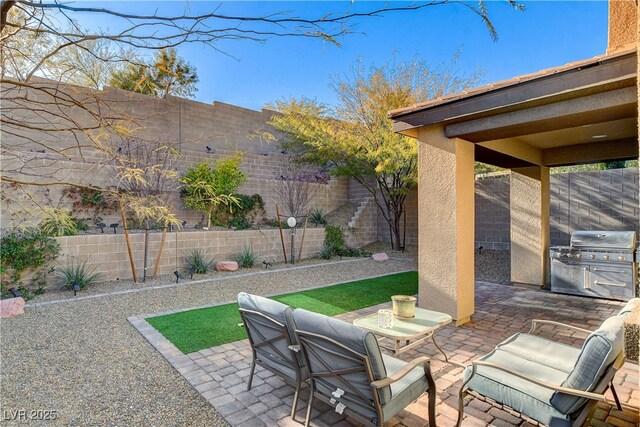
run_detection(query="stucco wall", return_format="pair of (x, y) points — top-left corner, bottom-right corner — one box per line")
(55, 227), (326, 283)
(608, 0), (638, 53)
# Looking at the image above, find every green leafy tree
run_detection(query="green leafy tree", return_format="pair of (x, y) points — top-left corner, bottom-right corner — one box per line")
(181, 154), (245, 228)
(109, 48), (198, 98)
(269, 55), (482, 250)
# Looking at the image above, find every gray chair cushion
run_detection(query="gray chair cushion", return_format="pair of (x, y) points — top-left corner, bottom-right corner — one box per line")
(550, 315), (625, 414)
(237, 292), (306, 377)
(618, 298), (640, 316)
(380, 354), (429, 422)
(293, 309), (391, 419)
(464, 333), (575, 427)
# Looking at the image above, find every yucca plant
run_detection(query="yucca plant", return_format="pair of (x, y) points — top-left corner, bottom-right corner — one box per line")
(185, 248), (214, 274)
(319, 245), (333, 260)
(236, 246), (256, 268)
(56, 257), (101, 290)
(310, 208), (327, 227)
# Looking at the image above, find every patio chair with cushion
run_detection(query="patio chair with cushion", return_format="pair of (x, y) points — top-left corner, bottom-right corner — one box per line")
(237, 292), (307, 420)
(457, 298), (640, 427)
(293, 308), (437, 427)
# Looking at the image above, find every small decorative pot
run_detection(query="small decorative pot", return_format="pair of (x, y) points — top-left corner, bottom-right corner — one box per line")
(377, 309), (394, 329)
(391, 295), (417, 319)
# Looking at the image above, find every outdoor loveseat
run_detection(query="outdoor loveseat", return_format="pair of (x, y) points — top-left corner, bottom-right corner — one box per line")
(293, 308), (436, 427)
(237, 292), (308, 421)
(457, 298), (640, 427)
(237, 293), (437, 426)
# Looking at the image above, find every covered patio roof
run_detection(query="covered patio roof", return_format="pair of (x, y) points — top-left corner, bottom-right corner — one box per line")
(389, 48), (638, 169)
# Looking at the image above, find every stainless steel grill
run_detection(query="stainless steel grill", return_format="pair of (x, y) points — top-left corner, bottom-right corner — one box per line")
(550, 230), (638, 301)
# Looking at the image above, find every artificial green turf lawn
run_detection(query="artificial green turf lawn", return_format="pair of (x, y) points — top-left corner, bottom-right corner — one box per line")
(145, 271), (417, 354)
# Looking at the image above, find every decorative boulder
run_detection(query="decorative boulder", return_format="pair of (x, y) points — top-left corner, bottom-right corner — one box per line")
(372, 252), (390, 262)
(0, 297), (25, 318)
(216, 261), (239, 272)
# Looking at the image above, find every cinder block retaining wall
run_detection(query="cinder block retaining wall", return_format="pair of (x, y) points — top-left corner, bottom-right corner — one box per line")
(55, 228), (326, 282)
(377, 168), (639, 250)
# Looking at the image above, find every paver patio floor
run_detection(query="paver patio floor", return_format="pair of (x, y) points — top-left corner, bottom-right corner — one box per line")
(133, 281), (640, 427)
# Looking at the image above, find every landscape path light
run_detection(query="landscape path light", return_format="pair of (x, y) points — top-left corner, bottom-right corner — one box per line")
(287, 217), (297, 264)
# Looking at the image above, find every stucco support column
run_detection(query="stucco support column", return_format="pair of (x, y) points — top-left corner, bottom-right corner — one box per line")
(510, 166), (550, 286)
(418, 125), (475, 326)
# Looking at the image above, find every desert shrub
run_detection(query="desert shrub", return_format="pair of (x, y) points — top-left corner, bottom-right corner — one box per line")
(0, 229), (60, 299)
(213, 193), (265, 229)
(319, 245), (333, 260)
(324, 225), (345, 255)
(56, 257), (102, 290)
(236, 246), (256, 268)
(310, 208), (327, 227)
(185, 248), (214, 274)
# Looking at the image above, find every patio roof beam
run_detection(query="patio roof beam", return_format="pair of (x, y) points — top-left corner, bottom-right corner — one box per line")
(542, 138), (639, 167)
(391, 52), (637, 133)
(443, 87), (637, 143)
(477, 138), (543, 165)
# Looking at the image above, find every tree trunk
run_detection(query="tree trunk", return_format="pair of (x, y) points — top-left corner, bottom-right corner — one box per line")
(152, 219), (169, 279)
(143, 220), (150, 282)
(119, 198), (137, 283)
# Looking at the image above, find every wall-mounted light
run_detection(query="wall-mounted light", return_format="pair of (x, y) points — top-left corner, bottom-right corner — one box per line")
(181, 220), (187, 227)
(97, 223), (106, 234)
(110, 223), (119, 234)
(72, 280), (81, 296)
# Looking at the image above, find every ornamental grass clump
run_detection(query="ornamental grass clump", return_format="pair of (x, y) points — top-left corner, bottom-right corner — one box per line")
(236, 246), (256, 268)
(56, 257), (101, 290)
(185, 248), (214, 274)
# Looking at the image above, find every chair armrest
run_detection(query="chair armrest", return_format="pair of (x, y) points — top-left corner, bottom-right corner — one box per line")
(528, 319), (593, 336)
(371, 356), (431, 389)
(469, 360), (606, 401)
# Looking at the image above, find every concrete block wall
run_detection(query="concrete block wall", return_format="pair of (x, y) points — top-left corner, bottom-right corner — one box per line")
(550, 168), (640, 245)
(54, 228), (326, 283)
(475, 168), (639, 248)
(344, 198), (378, 248)
(378, 168), (639, 249)
(475, 176), (511, 250)
(0, 80), (348, 228)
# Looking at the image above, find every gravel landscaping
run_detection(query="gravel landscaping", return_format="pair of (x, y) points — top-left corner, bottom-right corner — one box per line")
(0, 257), (415, 426)
(1, 245), (514, 426)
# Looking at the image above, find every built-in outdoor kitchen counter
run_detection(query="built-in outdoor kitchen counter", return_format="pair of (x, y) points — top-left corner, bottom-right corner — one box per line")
(550, 230), (638, 302)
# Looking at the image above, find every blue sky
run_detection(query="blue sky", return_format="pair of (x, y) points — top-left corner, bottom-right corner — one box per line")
(78, 1), (608, 110)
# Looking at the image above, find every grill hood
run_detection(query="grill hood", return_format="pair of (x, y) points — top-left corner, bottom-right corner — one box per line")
(569, 230), (637, 250)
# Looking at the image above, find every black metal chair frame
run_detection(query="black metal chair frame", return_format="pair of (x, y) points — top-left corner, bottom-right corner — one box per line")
(296, 329), (436, 427)
(456, 319), (626, 427)
(239, 307), (306, 420)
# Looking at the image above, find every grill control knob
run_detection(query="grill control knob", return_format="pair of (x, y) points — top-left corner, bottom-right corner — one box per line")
(617, 256), (625, 261)
(589, 254), (596, 260)
(602, 255), (610, 261)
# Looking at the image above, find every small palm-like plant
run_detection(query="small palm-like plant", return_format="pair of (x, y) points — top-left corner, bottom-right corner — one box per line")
(236, 246), (256, 268)
(310, 208), (327, 227)
(185, 248), (214, 274)
(319, 245), (333, 260)
(56, 257), (101, 290)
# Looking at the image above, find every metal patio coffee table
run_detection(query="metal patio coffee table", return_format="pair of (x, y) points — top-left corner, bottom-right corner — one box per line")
(353, 307), (452, 361)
